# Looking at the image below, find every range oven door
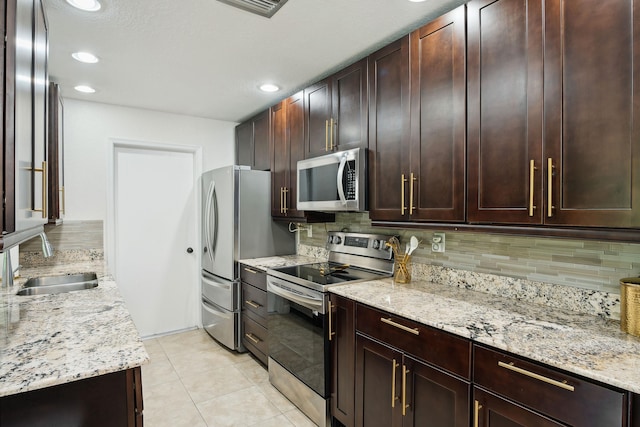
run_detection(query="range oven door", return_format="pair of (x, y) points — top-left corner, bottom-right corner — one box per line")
(267, 276), (329, 398)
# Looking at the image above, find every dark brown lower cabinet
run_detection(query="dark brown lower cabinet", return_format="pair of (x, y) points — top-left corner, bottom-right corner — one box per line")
(354, 333), (469, 427)
(0, 367), (143, 427)
(473, 387), (565, 427)
(330, 294), (355, 427)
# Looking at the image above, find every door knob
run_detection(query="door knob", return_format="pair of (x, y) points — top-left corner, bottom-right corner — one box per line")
(187, 247), (194, 254)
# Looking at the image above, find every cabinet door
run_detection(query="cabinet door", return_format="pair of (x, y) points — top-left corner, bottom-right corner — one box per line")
(304, 78), (332, 158)
(409, 5), (466, 222)
(47, 82), (63, 223)
(368, 36), (411, 221)
(332, 59), (368, 152)
(252, 110), (271, 171)
(330, 295), (355, 427)
(404, 355), (469, 427)
(285, 91), (304, 218)
(544, 0), (640, 227)
(235, 120), (253, 167)
(355, 334), (403, 427)
(271, 101), (288, 217)
(467, 0), (544, 225)
(474, 388), (565, 427)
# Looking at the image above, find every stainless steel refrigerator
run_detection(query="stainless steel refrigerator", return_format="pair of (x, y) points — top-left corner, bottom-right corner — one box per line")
(201, 165), (295, 351)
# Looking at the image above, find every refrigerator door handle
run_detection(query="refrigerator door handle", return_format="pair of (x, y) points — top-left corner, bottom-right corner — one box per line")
(204, 180), (216, 264)
(202, 298), (230, 317)
(211, 181), (219, 259)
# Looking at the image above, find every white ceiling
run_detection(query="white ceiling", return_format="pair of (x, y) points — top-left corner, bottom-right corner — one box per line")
(45, 0), (466, 123)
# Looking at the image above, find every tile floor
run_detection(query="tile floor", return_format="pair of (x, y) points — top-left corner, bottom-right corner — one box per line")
(142, 328), (317, 427)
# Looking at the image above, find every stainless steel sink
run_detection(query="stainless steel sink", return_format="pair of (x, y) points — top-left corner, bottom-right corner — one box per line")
(17, 273), (98, 296)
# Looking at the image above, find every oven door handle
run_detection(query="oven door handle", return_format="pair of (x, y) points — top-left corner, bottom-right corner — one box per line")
(267, 281), (324, 312)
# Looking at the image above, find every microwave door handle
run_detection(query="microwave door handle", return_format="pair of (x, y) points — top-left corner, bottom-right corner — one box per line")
(337, 154), (348, 205)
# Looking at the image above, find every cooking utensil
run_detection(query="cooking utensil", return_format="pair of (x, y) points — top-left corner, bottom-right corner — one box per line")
(408, 236), (419, 255)
(319, 263), (350, 276)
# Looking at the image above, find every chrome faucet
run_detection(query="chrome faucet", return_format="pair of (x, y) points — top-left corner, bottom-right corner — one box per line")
(1, 230), (53, 289)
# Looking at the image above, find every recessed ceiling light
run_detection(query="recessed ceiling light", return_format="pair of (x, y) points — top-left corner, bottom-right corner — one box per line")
(66, 0), (101, 11)
(408, 0), (427, 2)
(74, 85), (96, 93)
(72, 51), (99, 63)
(259, 83), (280, 93)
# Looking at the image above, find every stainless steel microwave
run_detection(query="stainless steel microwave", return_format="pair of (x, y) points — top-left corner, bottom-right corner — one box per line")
(297, 147), (367, 212)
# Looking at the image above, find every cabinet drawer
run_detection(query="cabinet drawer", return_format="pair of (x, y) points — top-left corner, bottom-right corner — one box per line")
(355, 303), (470, 379)
(473, 345), (625, 426)
(239, 264), (267, 291)
(242, 314), (268, 365)
(241, 282), (267, 324)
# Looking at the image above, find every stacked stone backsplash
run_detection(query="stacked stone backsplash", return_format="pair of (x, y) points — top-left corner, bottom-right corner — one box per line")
(19, 221), (104, 267)
(298, 213), (640, 320)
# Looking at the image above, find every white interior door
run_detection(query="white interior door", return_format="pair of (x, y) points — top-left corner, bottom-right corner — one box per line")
(114, 145), (198, 337)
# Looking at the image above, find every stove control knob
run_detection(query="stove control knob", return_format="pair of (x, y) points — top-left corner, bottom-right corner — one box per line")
(333, 236), (342, 245)
(327, 236), (333, 244)
(378, 240), (388, 251)
(372, 240), (380, 249)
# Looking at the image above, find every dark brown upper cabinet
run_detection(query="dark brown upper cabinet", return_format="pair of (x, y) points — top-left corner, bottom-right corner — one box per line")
(369, 6), (465, 223)
(304, 59), (368, 158)
(235, 109), (270, 171)
(468, 0), (640, 228)
(467, 0), (544, 225)
(543, 0), (640, 228)
(367, 36), (411, 222)
(271, 92), (304, 219)
(408, 5), (466, 222)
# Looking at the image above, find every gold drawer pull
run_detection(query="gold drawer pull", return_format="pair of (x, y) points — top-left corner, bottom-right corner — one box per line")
(381, 317), (419, 335)
(328, 301), (335, 341)
(529, 159), (536, 216)
(244, 333), (260, 344)
(498, 361), (574, 392)
(402, 364), (410, 416)
(244, 267), (258, 274)
(245, 300), (261, 309)
(401, 174), (408, 215)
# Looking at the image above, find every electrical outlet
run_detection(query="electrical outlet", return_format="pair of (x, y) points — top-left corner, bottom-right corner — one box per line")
(307, 226), (312, 238)
(431, 232), (445, 253)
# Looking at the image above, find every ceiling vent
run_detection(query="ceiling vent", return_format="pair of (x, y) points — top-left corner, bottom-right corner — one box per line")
(216, 0), (288, 18)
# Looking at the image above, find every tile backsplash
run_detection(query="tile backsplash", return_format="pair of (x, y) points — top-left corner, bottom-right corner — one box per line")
(299, 213), (640, 296)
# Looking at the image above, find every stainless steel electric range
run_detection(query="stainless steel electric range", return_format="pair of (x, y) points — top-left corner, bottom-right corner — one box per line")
(266, 231), (395, 427)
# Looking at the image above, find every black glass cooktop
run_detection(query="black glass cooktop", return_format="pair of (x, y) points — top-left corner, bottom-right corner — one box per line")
(270, 262), (387, 287)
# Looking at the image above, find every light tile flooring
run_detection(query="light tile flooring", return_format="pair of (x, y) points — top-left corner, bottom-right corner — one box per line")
(142, 328), (317, 427)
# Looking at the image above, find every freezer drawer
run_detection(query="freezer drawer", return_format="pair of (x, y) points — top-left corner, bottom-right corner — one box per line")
(202, 298), (239, 351)
(202, 272), (238, 312)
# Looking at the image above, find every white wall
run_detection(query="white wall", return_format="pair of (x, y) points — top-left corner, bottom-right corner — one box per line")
(63, 99), (237, 220)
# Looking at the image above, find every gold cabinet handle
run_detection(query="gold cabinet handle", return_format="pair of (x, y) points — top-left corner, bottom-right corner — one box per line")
(31, 161), (47, 218)
(328, 300), (335, 341)
(243, 267), (258, 274)
(330, 118), (335, 150)
(381, 317), (419, 335)
(280, 187), (284, 214)
(498, 361), (574, 392)
(529, 160), (536, 217)
(402, 364), (410, 416)
(401, 174), (408, 215)
(391, 359), (398, 408)
(409, 172), (416, 215)
(474, 400), (482, 427)
(244, 300), (261, 309)
(283, 187), (288, 214)
(547, 158), (555, 217)
(325, 120), (329, 151)
(244, 333), (260, 345)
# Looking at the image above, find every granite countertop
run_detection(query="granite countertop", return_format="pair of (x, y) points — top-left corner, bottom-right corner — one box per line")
(0, 261), (149, 398)
(330, 278), (640, 394)
(239, 254), (319, 270)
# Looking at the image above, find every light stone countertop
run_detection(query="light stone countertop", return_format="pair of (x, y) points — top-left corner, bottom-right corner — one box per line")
(330, 278), (640, 394)
(0, 261), (149, 398)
